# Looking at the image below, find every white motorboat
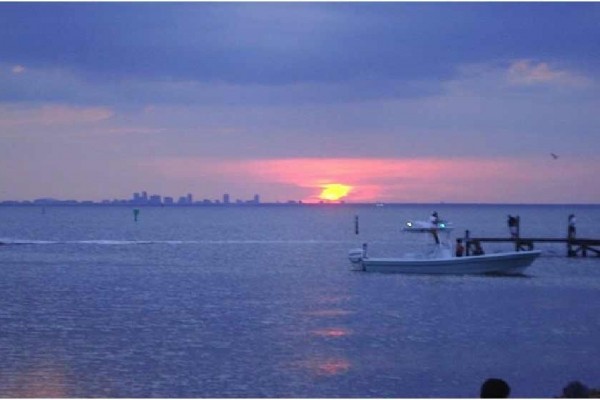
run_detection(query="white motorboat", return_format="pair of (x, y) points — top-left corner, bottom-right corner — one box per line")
(348, 220), (541, 275)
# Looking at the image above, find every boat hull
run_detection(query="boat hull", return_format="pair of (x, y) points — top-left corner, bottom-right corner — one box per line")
(352, 250), (541, 275)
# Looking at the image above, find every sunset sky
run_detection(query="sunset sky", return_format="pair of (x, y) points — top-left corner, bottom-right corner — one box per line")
(1, 2), (599, 203)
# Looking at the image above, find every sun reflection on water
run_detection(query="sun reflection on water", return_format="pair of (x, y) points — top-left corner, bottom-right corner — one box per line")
(303, 309), (354, 317)
(310, 327), (351, 337)
(6, 364), (72, 397)
(291, 357), (352, 377)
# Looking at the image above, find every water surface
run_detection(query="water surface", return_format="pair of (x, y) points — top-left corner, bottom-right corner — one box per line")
(0, 204), (598, 397)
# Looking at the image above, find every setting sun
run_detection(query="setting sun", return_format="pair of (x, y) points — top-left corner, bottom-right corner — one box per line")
(319, 183), (352, 202)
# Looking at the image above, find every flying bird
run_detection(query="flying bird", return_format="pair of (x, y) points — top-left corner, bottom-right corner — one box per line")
(551, 153), (559, 160)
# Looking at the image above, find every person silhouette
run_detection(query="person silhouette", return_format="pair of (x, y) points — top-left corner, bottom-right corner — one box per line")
(480, 378), (511, 398)
(561, 381), (590, 398)
(455, 239), (465, 257)
(568, 214), (576, 239)
(430, 211), (440, 244)
(507, 215), (518, 239)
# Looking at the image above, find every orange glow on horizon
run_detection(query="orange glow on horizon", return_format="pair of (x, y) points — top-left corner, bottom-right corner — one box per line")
(141, 156), (600, 204)
(318, 183), (351, 202)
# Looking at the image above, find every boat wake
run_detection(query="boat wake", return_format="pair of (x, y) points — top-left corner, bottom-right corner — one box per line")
(0, 238), (347, 246)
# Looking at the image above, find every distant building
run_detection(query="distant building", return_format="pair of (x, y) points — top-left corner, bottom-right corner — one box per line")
(223, 193), (230, 204)
(133, 191), (150, 204)
(253, 194), (260, 204)
(187, 193), (193, 204)
(149, 195), (162, 205)
(164, 197), (174, 205)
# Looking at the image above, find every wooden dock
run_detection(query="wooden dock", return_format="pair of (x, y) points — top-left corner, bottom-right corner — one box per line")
(464, 215), (600, 257)
(464, 236), (600, 257)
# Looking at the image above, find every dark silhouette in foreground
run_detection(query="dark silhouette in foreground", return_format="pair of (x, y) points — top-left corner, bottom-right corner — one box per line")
(561, 381), (591, 398)
(480, 378), (511, 398)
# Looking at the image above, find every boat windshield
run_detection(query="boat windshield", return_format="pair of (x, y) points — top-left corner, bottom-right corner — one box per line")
(402, 221), (453, 247)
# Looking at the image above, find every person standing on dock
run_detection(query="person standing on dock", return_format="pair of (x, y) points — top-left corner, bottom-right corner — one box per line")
(507, 215), (518, 239)
(568, 214), (576, 239)
(430, 211), (440, 244)
(430, 211), (440, 226)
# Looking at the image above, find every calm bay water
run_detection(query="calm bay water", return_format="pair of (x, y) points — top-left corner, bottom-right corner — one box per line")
(0, 204), (598, 397)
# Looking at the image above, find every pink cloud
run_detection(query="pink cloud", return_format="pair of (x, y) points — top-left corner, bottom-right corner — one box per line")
(0, 104), (113, 127)
(507, 59), (589, 86)
(11, 65), (25, 74)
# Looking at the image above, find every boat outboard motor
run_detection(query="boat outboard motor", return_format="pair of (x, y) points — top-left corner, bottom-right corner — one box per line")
(348, 243), (368, 271)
